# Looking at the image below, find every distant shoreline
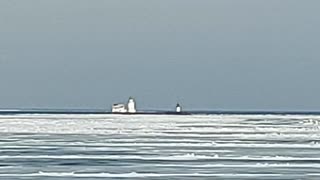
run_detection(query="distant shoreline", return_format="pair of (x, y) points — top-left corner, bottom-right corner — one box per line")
(1, 109), (320, 115)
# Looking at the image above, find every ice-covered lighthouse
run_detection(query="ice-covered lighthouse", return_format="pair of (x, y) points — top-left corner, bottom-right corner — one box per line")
(127, 97), (137, 113)
(112, 97), (137, 113)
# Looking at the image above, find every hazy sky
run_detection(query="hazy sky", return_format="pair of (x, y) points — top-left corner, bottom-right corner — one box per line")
(0, 0), (320, 111)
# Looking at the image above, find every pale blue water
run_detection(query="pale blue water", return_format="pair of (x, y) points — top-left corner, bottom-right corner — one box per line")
(0, 114), (320, 179)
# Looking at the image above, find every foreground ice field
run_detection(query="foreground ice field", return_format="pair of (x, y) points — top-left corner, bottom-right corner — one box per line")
(0, 114), (320, 179)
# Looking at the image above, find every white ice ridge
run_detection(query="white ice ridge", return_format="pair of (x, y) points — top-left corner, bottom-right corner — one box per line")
(0, 154), (319, 161)
(0, 171), (288, 178)
(0, 114), (320, 135)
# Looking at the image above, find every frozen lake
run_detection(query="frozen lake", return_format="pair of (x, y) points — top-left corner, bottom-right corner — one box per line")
(0, 114), (320, 179)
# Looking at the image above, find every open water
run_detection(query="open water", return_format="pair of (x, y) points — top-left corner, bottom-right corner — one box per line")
(0, 113), (320, 179)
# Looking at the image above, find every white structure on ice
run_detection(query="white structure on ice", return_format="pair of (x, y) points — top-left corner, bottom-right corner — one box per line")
(111, 104), (127, 113)
(176, 103), (182, 113)
(112, 97), (137, 113)
(127, 97), (137, 113)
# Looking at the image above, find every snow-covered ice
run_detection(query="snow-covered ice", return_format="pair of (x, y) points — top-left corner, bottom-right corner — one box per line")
(0, 114), (319, 179)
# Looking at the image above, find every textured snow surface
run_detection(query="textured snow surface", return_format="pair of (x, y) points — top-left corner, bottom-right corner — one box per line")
(0, 114), (320, 179)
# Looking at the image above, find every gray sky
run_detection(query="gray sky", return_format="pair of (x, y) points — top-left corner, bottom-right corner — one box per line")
(0, 0), (320, 111)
